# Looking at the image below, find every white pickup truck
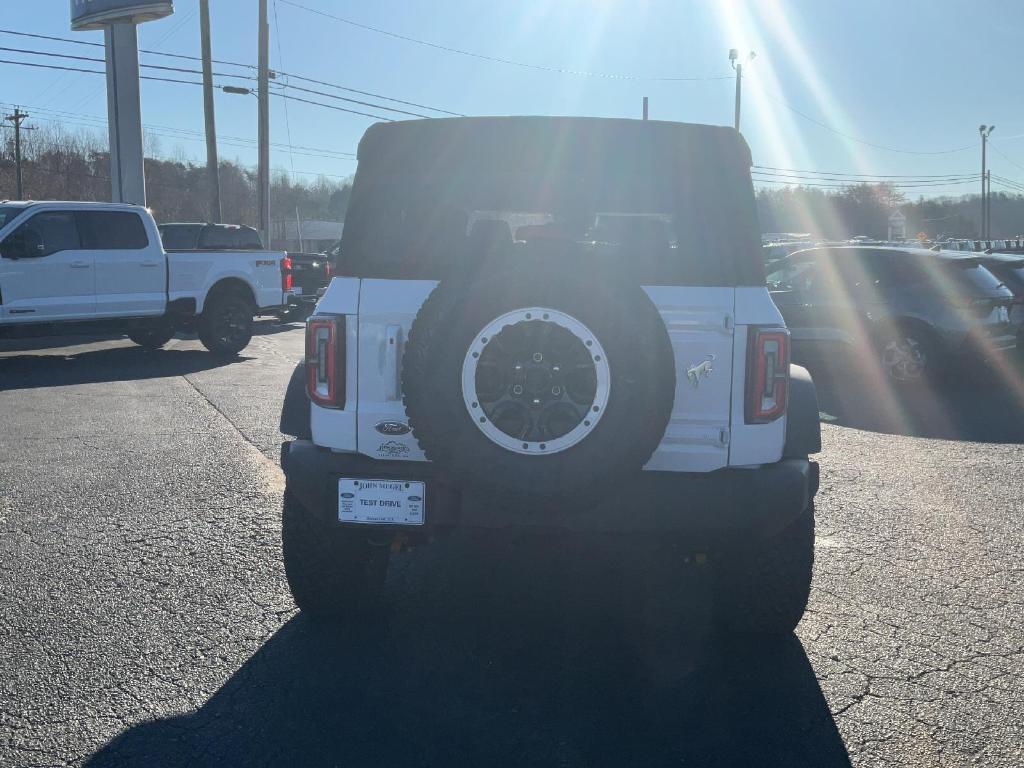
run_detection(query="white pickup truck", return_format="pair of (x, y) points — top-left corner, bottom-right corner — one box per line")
(0, 201), (290, 355)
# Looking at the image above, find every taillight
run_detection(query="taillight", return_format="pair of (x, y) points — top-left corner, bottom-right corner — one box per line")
(282, 256), (294, 291)
(306, 315), (345, 408)
(324, 260), (333, 280)
(746, 327), (790, 424)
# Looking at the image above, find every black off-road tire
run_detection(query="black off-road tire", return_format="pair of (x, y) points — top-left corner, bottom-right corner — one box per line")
(714, 503), (815, 635)
(402, 261), (676, 501)
(281, 489), (391, 622)
(127, 324), (175, 350)
(198, 291), (255, 356)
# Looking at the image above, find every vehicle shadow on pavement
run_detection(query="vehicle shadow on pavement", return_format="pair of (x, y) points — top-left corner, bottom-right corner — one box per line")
(85, 534), (851, 768)
(0, 346), (249, 391)
(813, 366), (1024, 443)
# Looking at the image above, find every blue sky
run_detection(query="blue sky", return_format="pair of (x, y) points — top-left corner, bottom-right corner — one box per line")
(3, 1), (1024, 196)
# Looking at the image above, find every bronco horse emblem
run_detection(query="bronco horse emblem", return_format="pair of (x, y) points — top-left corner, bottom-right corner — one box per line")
(686, 354), (716, 388)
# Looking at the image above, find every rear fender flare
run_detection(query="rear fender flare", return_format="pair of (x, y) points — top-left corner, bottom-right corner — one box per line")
(784, 364), (821, 458)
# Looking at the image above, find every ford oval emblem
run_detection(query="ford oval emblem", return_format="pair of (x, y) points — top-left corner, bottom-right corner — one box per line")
(407, 495), (423, 502)
(375, 421), (411, 436)
(340, 492), (356, 499)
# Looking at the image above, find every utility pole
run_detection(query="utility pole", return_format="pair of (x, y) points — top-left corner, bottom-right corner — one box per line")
(979, 125), (994, 239)
(642, 96), (648, 121)
(729, 49), (755, 131)
(200, 0), (221, 223)
(986, 169), (992, 239)
(258, 0), (270, 247)
(4, 108), (30, 199)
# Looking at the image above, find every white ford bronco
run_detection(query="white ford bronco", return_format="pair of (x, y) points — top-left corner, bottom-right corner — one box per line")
(280, 117), (821, 634)
(0, 201), (290, 355)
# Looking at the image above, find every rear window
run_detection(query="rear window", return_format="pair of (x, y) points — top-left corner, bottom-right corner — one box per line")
(198, 226), (262, 250)
(984, 261), (1024, 293)
(79, 211), (149, 250)
(892, 257), (1009, 297)
(0, 206), (22, 228)
(158, 225), (200, 250)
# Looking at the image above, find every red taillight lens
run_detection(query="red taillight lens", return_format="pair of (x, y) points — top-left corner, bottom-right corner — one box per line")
(305, 315), (345, 408)
(746, 327), (790, 424)
(324, 260), (333, 280)
(282, 256), (294, 291)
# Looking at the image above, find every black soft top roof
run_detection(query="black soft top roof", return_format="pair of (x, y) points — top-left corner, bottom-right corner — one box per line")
(359, 116), (751, 166)
(345, 117), (764, 286)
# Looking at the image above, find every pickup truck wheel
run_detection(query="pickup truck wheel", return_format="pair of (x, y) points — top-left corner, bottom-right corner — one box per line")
(127, 324), (175, 350)
(198, 292), (254, 356)
(402, 263), (675, 501)
(713, 503), (815, 635)
(281, 489), (390, 622)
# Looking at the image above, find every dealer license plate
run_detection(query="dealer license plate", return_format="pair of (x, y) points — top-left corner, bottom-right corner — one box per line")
(338, 478), (425, 525)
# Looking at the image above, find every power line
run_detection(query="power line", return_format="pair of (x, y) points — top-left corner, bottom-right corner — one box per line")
(752, 164), (979, 180)
(751, 175), (981, 190)
(271, 80), (430, 118)
(279, 0), (734, 83)
(752, 170), (980, 184)
(0, 56), (210, 87)
(272, 91), (394, 121)
(0, 27), (458, 115)
(753, 87), (978, 156)
(272, 0), (297, 179)
(0, 101), (357, 162)
(988, 143), (1024, 174)
(274, 69), (463, 116)
(6, 44), (435, 118)
(989, 175), (1024, 194)
(0, 44), (256, 81)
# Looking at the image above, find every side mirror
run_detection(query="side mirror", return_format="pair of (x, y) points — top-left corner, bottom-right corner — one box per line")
(1, 229), (43, 260)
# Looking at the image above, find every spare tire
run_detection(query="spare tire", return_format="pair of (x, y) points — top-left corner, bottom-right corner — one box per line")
(402, 260), (675, 499)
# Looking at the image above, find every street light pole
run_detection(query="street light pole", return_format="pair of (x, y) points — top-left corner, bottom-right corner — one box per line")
(258, 0), (270, 248)
(986, 169), (992, 239)
(729, 49), (755, 132)
(979, 124), (994, 239)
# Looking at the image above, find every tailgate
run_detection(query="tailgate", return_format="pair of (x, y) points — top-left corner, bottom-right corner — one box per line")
(354, 280), (735, 472)
(356, 279), (437, 462)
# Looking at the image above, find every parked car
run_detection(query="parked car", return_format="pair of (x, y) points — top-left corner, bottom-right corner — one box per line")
(158, 222), (264, 251)
(0, 202), (291, 355)
(768, 246), (1016, 382)
(280, 251), (333, 320)
(976, 253), (1024, 347)
(279, 116), (822, 636)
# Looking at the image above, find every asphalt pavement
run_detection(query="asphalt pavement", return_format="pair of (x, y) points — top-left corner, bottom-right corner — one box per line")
(1, 325), (1022, 767)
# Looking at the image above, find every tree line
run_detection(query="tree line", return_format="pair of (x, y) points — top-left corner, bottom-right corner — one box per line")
(0, 123), (351, 226)
(4, 124), (1021, 242)
(756, 183), (1024, 241)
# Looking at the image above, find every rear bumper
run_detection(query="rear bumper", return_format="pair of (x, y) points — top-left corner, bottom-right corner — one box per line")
(281, 440), (818, 541)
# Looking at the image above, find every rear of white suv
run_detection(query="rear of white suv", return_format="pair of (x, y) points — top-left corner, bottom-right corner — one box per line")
(280, 117), (821, 634)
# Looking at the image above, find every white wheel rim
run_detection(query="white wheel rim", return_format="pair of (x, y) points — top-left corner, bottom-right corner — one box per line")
(461, 307), (611, 455)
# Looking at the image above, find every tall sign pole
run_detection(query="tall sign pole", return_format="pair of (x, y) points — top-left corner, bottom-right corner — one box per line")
(258, 0), (271, 247)
(200, 0), (221, 222)
(71, 2), (175, 207)
(104, 22), (146, 205)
